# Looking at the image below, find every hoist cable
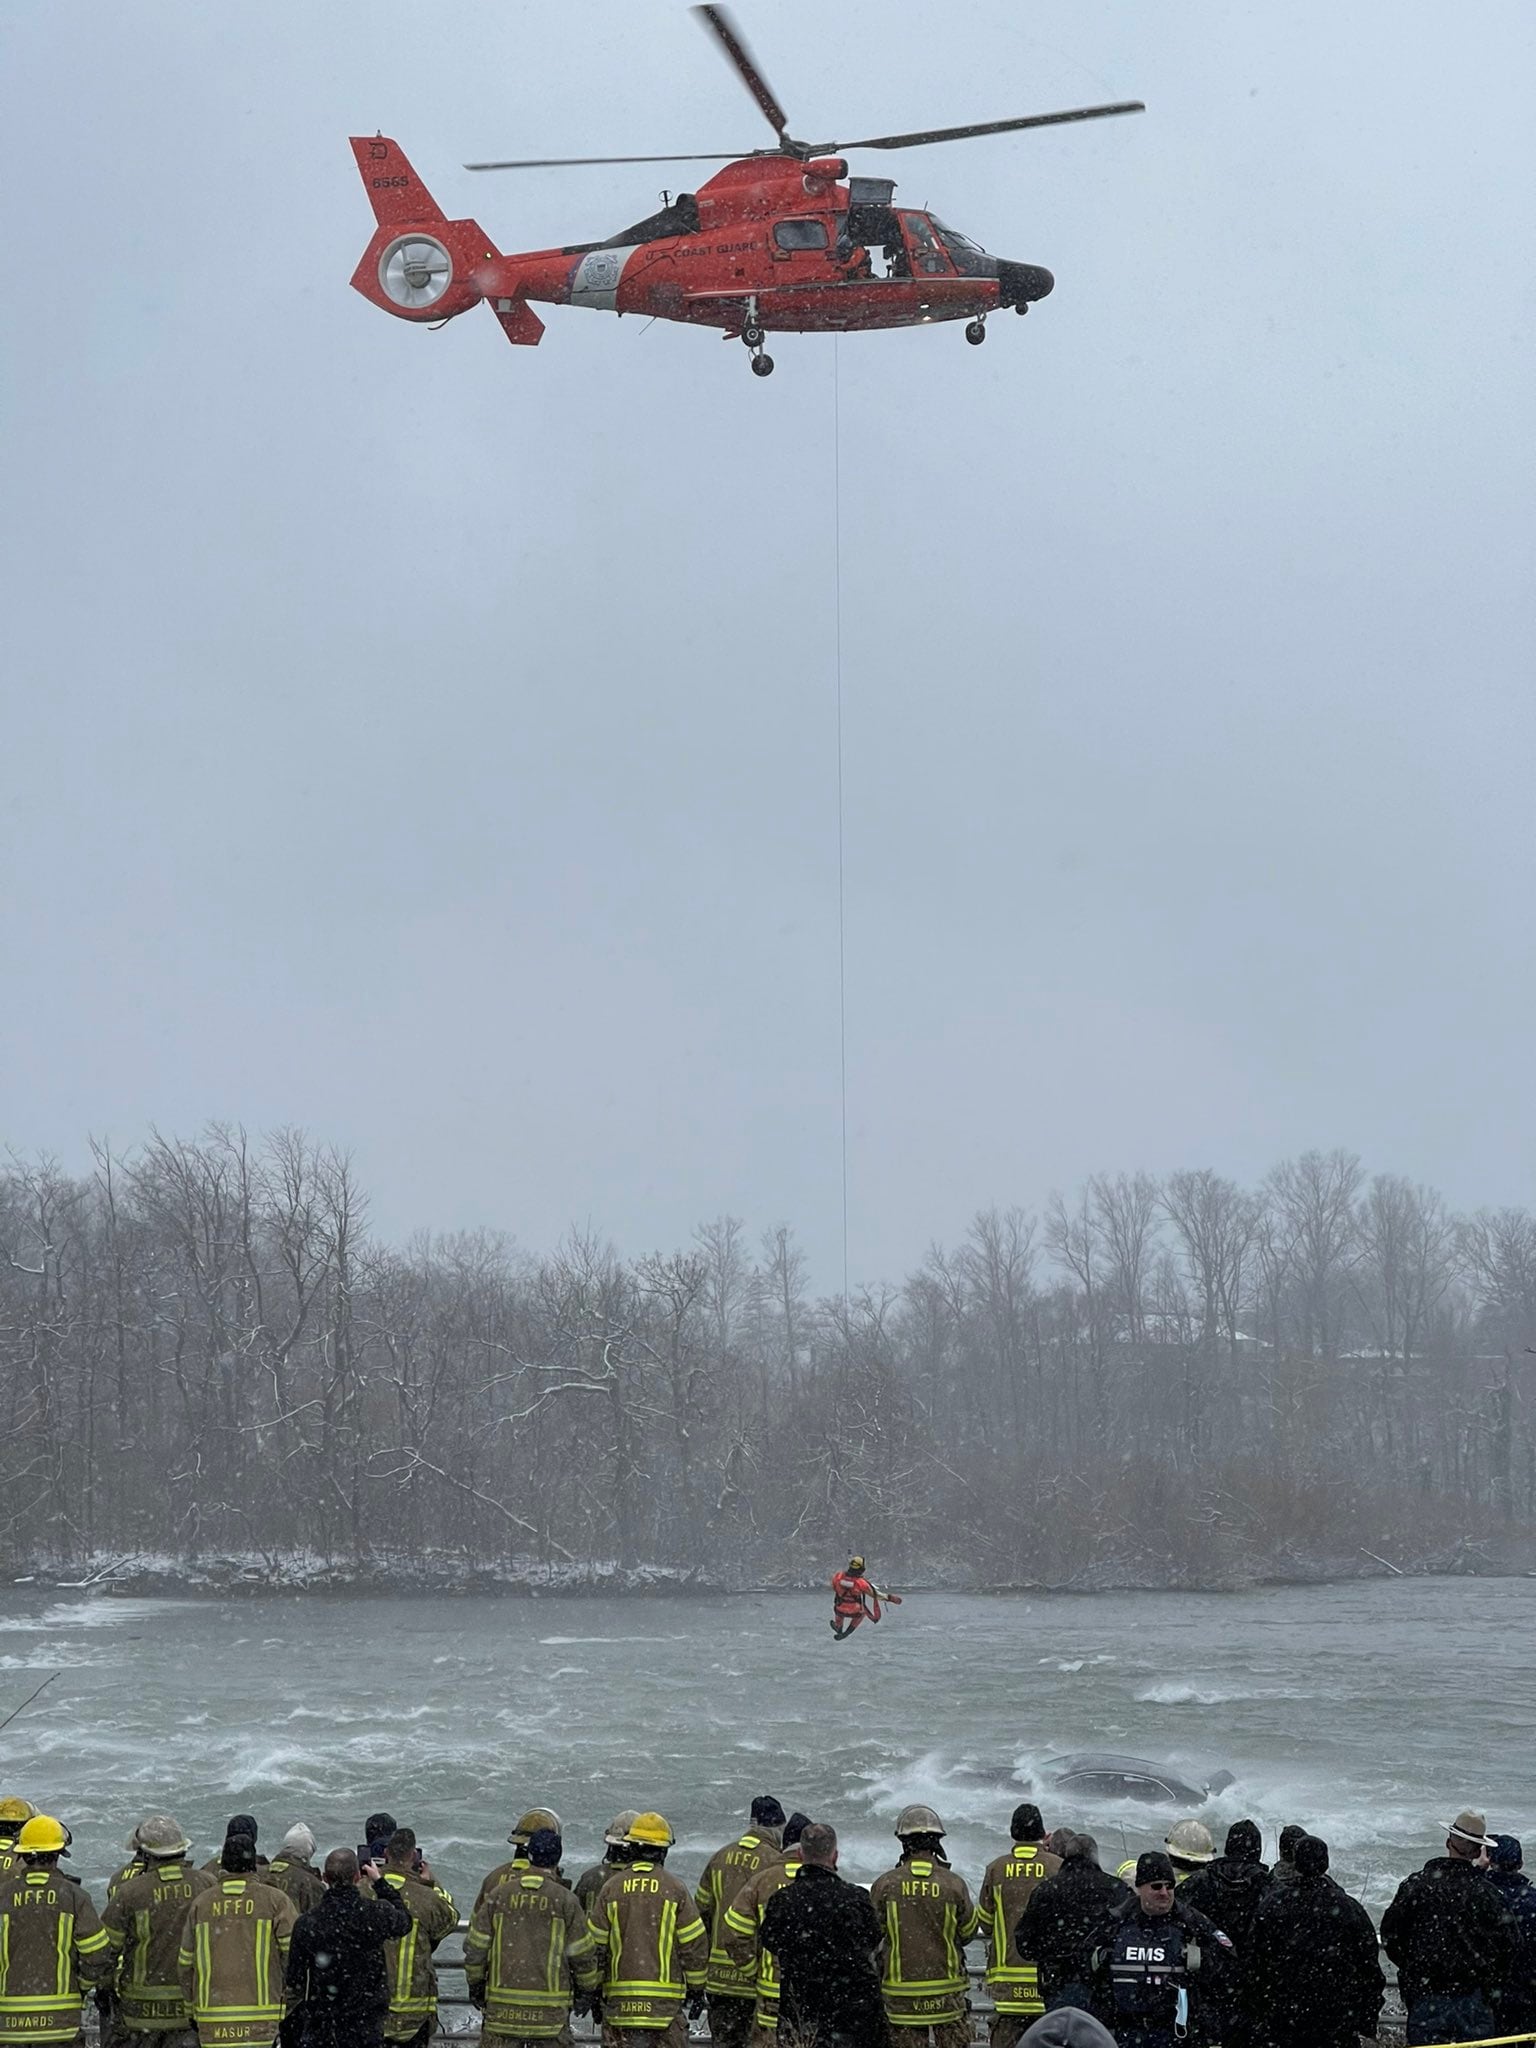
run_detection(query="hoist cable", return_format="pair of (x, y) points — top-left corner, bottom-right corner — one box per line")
(833, 335), (849, 1312)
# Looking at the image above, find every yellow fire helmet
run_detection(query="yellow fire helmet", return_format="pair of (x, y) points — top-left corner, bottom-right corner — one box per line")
(627, 1812), (675, 1849)
(0, 1798), (36, 1826)
(848, 1556), (865, 1572)
(16, 1814), (69, 1854)
(508, 1807), (562, 1845)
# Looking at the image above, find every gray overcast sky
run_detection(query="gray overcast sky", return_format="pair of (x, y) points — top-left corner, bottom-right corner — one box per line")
(2, 2), (1533, 1288)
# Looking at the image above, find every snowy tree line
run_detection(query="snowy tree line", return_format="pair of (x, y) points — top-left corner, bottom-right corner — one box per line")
(1, 1130), (1532, 1580)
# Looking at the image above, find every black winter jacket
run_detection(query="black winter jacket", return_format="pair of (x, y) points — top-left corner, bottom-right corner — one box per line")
(1380, 1855), (1516, 2005)
(287, 1881), (413, 2047)
(1015, 1861), (1129, 2007)
(1176, 1858), (1273, 1951)
(760, 1864), (886, 2048)
(1487, 1870), (1536, 2033)
(1242, 1871), (1384, 2047)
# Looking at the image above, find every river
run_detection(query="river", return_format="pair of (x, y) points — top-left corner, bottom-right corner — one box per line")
(2, 1578), (1530, 1914)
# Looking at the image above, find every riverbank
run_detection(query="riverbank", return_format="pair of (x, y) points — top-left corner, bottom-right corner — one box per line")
(6, 1536), (1533, 1599)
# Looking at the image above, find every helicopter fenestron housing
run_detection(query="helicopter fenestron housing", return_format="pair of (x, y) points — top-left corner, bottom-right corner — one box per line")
(350, 6), (1142, 375)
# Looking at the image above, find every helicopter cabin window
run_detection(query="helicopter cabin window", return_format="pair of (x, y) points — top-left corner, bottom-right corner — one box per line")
(901, 213), (952, 275)
(774, 218), (829, 252)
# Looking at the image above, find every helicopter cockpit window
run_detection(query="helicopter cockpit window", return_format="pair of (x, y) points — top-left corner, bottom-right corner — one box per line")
(901, 212), (952, 275)
(774, 218), (829, 251)
(931, 219), (994, 278)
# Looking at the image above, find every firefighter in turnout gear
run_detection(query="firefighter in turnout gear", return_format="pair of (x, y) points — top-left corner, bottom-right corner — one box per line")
(720, 1817), (807, 2037)
(0, 1801), (37, 1887)
(101, 1816), (213, 2044)
(976, 1805), (1061, 2047)
(262, 1830), (323, 1918)
(0, 1815), (113, 2048)
(176, 1835), (296, 2048)
(1089, 1853), (1230, 2048)
(870, 1807), (980, 2048)
(694, 1799), (786, 2048)
(463, 1827), (599, 2045)
(574, 1820), (640, 1918)
(377, 1832), (457, 2048)
(477, 1812), (566, 1914)
(588, 1814), (707, 2048)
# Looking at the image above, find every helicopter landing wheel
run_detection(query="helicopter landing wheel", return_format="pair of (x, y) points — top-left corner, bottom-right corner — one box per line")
(741, 322), (766, 348)
(965, 319), (987, 346)
(750, 352), (775, 378)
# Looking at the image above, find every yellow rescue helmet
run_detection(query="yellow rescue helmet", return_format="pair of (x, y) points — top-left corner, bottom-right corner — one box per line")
(848, 1556), (865, 1572)
(508, 1806), (562, 1845)
(0, 1797), (36, 1825)
(627, 1812), (675, 1849)
(1165, 1819), (1216, 1864)
(894, 1804), (946, 1838)
(17, 1814), (68, 1854)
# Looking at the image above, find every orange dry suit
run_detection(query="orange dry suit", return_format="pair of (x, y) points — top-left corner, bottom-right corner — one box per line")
(830, 1572), (881, 1624)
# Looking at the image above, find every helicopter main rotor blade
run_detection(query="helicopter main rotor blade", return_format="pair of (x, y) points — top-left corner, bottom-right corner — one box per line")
(466, 149), (759, 170)
(831, 101), (1145, 153)
(692, 5), (792, 147)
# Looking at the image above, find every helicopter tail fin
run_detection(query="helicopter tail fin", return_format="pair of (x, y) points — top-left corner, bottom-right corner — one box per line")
(351, 136), (447, 226)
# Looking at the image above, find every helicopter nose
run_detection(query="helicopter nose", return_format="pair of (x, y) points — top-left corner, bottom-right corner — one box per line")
(996, 260), (1054, 306)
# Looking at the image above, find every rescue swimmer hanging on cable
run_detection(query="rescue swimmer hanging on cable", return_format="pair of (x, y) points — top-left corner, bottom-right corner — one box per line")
(829, 1557), (901, 1640)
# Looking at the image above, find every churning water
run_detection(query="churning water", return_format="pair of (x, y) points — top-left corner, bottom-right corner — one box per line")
(2, 1579), (1531, 1913)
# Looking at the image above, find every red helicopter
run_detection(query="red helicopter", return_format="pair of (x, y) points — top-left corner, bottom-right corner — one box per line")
(349, 7), (1141, 377)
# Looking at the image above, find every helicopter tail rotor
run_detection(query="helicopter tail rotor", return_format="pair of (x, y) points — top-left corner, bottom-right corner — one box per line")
(349, 136), (523, 334)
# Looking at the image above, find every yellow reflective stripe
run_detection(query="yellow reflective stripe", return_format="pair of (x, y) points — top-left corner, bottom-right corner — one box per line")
(0, 1999), (84, 2013)
(76, 1930), (109, 1956)
(0, 1913), (10, 1999)
(544, 1912), (561, 1994)
(196, 1921), (211, 2013)
(722, 1905), (755, 1938)
(393, 1921), (418, 2008)
(658, 1898), (676, 1987)
(189, 2006), (283, 2021)
(883, 1900), (901, 1987)
(55, 1913), (70, 1999)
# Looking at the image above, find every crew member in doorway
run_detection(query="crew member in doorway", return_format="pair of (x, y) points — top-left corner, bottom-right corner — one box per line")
(830, 1558), (881, 1640)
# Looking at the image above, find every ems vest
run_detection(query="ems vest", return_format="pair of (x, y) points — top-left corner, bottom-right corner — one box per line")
(869, 1856), (979, 2028)
(695, 1833), (781, 1998)
(463, 1868), (599, 2040)
(1108, 1912), (1199, 2027)
(102, 1859), (214, 2032)
(978, 1842), (1059, 2016)
(722, 1854), (805, 2028)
